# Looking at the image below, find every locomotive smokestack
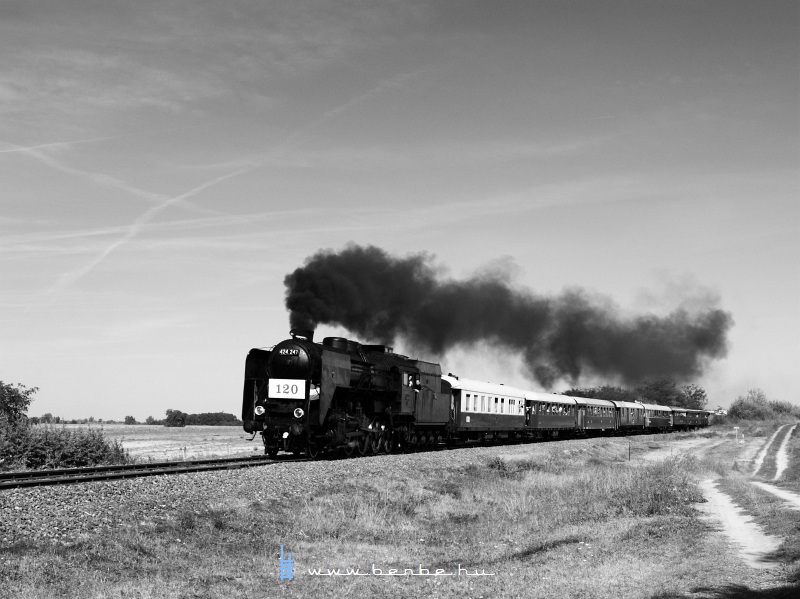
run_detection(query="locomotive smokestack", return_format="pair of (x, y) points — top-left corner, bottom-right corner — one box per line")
(284, 244), (734, 388)
(290, 329), (314, 342)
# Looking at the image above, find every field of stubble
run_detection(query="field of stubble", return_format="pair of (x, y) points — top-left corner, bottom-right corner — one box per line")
(62, 423), (262, 461)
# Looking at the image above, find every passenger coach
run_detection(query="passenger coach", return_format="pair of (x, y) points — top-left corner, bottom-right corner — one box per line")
(444, 375), (526, 441)
(524, 391), (577, 436)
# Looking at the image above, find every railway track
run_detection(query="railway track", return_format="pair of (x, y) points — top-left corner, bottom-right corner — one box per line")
(0, 455), (305, 490)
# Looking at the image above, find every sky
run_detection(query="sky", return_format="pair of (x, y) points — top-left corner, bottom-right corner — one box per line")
(1, 0), (798, 420)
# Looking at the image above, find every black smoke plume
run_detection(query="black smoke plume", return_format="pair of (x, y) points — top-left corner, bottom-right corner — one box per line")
(284, 244), (733, 387)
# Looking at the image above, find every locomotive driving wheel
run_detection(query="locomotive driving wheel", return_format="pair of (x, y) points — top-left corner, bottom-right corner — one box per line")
(357, 434), (371, 456)
(306, 443), (321, 460)
(369, 432), (381, 454)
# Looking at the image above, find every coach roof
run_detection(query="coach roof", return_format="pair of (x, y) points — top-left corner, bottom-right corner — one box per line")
(442, 375), (526, 398)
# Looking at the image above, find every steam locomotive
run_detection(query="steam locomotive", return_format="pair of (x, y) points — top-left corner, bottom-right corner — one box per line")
(242, 330), (711, 457)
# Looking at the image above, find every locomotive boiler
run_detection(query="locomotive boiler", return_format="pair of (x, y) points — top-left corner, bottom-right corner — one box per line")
(242, 330), (451, 457)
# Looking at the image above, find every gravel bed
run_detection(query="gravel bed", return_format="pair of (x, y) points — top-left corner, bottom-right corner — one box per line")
(0, 438), (617, 547)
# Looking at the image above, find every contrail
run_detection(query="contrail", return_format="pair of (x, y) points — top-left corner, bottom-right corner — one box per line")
(0, 133), (136, 154)
(1, 137), (222, 215)
(36, 69), (426, 301)
(25, 70), (428, 308)
(45, 164), (256, 298)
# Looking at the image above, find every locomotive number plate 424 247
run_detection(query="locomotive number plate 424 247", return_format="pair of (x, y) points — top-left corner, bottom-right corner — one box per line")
(269, 379), (306, 400)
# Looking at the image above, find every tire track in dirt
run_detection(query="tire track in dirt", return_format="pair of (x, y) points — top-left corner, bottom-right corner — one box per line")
(696, 479), (782, 569)
(641, 436), (784, 569)
(752, 424), (790, 476)
(750, 481), (800, 511)
(773, 423), (798, 480)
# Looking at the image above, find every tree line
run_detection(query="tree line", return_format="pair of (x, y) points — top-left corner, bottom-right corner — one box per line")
(134, 410), (242, 427)
(561, 377), (709, 409)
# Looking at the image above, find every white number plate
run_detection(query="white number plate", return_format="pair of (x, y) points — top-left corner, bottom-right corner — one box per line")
(269, 379), (306, 400)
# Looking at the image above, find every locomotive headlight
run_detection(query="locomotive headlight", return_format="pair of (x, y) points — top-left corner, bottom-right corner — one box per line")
(254, 406), (265, 416)
(293, 408), (305, 419)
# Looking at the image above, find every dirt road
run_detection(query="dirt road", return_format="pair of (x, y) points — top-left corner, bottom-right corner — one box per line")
(641, 433), (787, 569)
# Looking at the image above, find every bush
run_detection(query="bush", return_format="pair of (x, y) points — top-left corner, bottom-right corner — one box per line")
(0, 422), (130, 471)
(728, 388), (800, 420)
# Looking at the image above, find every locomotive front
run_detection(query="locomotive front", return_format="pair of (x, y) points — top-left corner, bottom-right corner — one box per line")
(248, 331), (322, 456)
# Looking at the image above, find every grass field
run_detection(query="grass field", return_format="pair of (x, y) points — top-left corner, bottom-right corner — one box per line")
(59, 423), (262, 461)
(2, 425), (798, 598)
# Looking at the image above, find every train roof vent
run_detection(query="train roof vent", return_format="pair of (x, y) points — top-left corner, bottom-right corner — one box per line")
(362, 344), (393, 353)
(323, 337), (349, 350)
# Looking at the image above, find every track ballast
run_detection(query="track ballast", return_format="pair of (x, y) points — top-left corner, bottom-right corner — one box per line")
(0, 455), (304, 490)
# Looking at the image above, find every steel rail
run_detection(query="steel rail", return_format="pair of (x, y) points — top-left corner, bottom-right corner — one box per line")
(0, 455), (305, 490)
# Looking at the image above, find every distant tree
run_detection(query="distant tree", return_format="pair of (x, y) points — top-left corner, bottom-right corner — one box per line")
(562, 385), (639, 403)
(124, 415), (137, 425)
(635, 378), (683, 406)
(145, 415), (157, 425)
(164, 409), (187, 428)
(680, 383), (708, 410)
(40, 413), (54, 424)
(768, 399), (800, 418)
(0, 381), (37, 424)
(728, 388), (772, 420)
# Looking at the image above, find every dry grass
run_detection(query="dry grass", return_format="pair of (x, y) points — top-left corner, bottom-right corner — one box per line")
(61, 423), (261, 461)
(3, 431), (798, 598)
